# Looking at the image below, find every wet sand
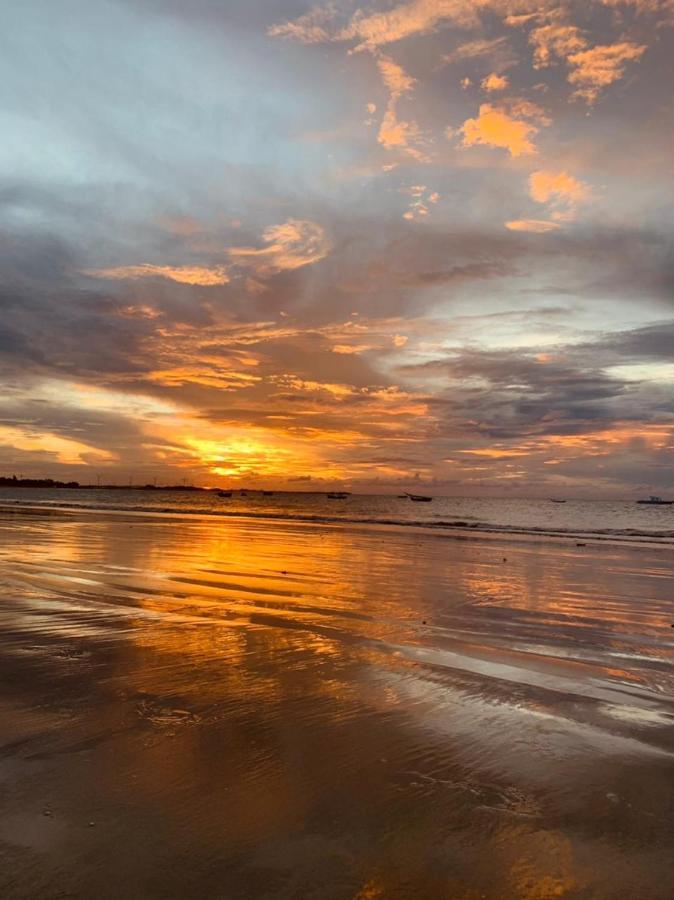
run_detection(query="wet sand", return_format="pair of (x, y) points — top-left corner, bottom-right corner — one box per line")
(0, 507), (673, 899)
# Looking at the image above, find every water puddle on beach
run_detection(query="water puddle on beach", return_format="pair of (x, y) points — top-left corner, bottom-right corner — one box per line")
(0, 508), (673, 898)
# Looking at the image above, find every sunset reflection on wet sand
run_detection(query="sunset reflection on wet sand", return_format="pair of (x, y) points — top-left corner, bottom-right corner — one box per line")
(0, 507), (673, 899)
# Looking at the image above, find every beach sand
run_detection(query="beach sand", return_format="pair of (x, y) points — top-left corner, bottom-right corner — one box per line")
(0, 506), (673, 899)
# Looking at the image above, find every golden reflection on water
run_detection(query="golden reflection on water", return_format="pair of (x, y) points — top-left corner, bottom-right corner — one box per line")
(0, 509), (673, 898)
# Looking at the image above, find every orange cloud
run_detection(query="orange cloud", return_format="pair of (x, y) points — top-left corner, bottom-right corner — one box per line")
(87, 264), (231, 286)
(505, 12), (539, 26)
(567, 42), (647, 103)
(530, 170), (588, 205)
(545, 422), (672, 453)
(505, 218), (561, 232)
(378, 109), (425, 157)
(269, 0), (563, 54)
(267, 4), (337, 43)
(457, 447), (532, 458)
(331, 344), (373, 354)
(374, 54), (427, 160)
(529, 169), (590, 221)
(376, 53), (415, 95)
(339, 0), (483, 50)
(147, 367), (261, 390)
(268, 0), (489, 51)
(481, 73), (509, 91)
(529, 23), (587, 68)
(461, 103), (541, 157)
(228, 219), (331, 275)
(90, 219), (330, 287)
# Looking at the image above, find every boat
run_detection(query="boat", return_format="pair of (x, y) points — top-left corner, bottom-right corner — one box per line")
(327, 491), (350, 500)
(406, 493), (432, 502)
(217, 490), (232, 498)
(637, 496), (673, 505)
(550, 499), (567, 503)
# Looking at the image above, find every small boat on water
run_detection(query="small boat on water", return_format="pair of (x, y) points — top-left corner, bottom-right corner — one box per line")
(406, 492), (432, 502)
(550, 499), (567, 503)
(217, 490), (232, 498)
(327, 491), (350, 500)
(637, 496), (673, 505)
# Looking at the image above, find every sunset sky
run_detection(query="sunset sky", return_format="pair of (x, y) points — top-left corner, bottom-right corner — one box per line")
(1, 0), (673, 495)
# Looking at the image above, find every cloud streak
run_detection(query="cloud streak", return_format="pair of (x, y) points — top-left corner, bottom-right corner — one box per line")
(86, 264), (232, 286)
(87, 219), (331, 287)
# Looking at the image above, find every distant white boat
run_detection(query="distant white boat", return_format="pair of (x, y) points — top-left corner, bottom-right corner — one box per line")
(637, 496), (673, 505)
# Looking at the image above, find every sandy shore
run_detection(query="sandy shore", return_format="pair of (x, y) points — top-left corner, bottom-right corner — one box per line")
(0, 507), (673, 898)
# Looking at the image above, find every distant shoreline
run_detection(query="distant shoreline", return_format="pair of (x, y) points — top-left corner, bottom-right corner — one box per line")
(0, 477), (207, 491)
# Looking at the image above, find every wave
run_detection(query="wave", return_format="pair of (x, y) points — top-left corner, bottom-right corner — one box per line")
(2, 497), (674, 545)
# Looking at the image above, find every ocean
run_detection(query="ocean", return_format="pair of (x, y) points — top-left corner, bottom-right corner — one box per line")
(1, 488), (673, 545)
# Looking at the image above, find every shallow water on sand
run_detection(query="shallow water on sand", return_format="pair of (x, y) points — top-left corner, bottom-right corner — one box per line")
(0, 508), (673, 898)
